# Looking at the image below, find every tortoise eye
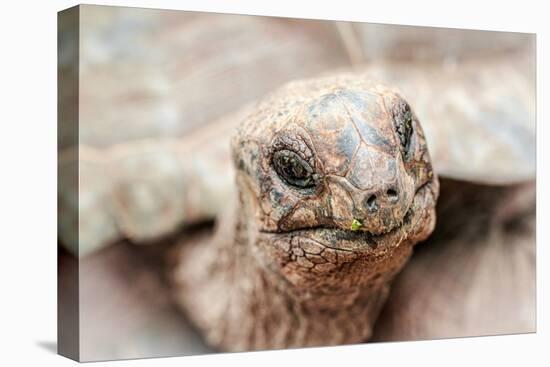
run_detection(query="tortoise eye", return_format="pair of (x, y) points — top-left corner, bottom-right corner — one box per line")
(392, 100), (413, 154)
(273, 150), (315, 188)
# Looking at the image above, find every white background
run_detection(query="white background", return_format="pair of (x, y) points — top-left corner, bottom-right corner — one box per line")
(0, 0), (547, 366)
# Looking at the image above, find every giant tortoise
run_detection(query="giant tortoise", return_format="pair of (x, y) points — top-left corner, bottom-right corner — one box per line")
(58, 57), (535, 354)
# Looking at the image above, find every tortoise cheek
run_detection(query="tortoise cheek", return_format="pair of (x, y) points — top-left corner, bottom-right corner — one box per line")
(278, 206), (318, 231)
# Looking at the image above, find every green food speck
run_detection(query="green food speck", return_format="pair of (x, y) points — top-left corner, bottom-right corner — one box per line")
(351, 219), (363, 231)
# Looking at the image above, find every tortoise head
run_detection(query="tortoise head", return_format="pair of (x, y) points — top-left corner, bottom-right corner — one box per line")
(231, 75), (439, 303)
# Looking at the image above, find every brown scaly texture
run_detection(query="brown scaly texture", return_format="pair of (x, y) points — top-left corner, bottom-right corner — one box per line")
(171, 74), (439, 351)
(59, 55), (534, 256)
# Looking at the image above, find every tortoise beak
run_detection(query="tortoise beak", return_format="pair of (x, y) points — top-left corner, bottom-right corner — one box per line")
(324, 153), (415, 235)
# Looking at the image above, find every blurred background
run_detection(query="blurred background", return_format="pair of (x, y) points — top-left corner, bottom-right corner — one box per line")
(61, 6), (533, 149)
(58, 5), (535, 362)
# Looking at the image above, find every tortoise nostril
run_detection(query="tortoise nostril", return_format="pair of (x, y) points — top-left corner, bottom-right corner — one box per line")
(386, 188), (399, 202)
(366, 194), (378, 212)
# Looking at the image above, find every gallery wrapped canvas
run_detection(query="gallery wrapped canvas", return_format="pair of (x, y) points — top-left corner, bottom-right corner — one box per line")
(58, 4), (535, 362)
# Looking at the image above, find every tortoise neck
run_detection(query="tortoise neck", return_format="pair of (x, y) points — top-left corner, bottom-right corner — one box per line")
(217, 201), (389, 350)
(173, 191), (389, 351)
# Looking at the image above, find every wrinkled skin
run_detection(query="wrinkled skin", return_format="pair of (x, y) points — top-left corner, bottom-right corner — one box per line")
(60, 56), (534, 256)
(172, 75), (439, 351)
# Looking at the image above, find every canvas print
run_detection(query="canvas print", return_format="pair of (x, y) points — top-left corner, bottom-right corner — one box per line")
(57, 4), (536, 362)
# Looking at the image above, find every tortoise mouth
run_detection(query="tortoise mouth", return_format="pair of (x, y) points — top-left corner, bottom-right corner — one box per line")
(274, 206), (415, 253)
(260, 179), (434, 253)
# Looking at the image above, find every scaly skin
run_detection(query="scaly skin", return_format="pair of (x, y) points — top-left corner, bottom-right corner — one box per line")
(171, 74), (439, 351)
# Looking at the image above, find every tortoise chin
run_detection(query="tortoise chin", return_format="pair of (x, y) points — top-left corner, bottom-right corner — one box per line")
(254, 177), (438, 297)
